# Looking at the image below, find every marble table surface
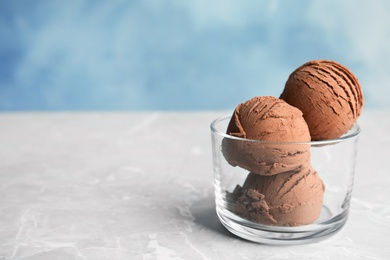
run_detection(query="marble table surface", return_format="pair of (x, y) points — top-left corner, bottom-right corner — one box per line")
(0, 111), (389, 260)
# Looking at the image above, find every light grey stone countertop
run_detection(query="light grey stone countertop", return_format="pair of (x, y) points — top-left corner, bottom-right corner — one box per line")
(0, 111), (389, 259)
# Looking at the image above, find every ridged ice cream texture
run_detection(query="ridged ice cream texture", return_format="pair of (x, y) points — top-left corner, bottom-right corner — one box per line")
(222, 96), (311, 176)
(280, 60), (364, 140)
(235, 167), (325, 226)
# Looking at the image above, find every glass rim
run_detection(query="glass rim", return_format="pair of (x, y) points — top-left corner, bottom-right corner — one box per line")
(210, 115), (360, 145)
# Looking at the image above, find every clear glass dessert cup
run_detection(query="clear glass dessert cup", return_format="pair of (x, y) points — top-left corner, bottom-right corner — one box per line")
(210, 115), (360, 245)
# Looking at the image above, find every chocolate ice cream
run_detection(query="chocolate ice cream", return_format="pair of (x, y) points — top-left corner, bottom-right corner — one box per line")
(222, 96), (311, 176)
(234, 167), (325, 226)
(280, 60), (364, 140)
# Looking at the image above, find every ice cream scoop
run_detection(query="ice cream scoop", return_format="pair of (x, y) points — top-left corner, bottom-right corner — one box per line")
(234, 167), (325, 226)
(222, 96), (311, 176)
(280, 60), (364, 140)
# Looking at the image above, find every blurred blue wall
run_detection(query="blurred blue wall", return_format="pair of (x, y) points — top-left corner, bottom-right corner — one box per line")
(1, 0), (389, 111)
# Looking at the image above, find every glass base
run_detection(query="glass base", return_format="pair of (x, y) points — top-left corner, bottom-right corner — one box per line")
(216, 205), (348, 245)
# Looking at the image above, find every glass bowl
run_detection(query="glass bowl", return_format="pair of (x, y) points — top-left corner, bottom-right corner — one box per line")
(210, 115), (360, 245)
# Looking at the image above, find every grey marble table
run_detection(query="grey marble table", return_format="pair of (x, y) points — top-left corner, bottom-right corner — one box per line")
(0, 111), (389, 259)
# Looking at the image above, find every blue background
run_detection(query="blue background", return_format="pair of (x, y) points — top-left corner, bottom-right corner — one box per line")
(1, 0), (389, 111)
